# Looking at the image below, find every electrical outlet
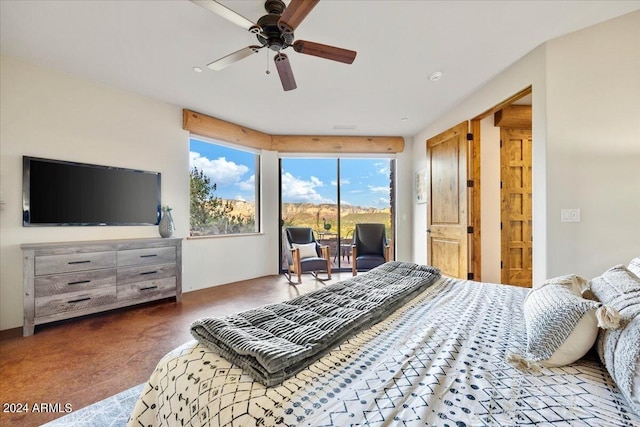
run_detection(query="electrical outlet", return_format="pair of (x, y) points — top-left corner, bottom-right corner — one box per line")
(561, 208), (581, 223)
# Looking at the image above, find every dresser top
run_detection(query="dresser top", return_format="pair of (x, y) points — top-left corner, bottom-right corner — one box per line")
(21, 237), (182, 252)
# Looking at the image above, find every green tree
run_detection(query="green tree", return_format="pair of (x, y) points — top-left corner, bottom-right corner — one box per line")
(189, 167), (233, 233)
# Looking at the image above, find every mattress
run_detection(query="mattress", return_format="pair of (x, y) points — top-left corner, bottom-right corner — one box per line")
(127, 276), (640, 426)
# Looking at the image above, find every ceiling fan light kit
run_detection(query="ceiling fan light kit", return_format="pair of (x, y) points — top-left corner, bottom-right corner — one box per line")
(190, 0), (356, 91)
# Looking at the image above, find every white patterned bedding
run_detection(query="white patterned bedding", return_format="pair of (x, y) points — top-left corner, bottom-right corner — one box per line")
(127, 277), (640, 426)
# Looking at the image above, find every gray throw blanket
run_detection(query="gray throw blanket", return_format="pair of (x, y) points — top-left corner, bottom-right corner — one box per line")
(191, 261), (441, 386)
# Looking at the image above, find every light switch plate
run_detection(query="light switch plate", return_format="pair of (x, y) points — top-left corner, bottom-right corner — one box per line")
(561, 208), (581, 222)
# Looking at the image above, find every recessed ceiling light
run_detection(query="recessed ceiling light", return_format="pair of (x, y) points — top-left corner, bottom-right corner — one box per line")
(428, 71), (443, 81)
(193, 66), (203, 73)
(401, 117), (408, 122)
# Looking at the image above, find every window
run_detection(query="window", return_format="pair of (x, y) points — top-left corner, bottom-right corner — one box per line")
(189, 137), (260, 236)
(280, 157), (395, 271)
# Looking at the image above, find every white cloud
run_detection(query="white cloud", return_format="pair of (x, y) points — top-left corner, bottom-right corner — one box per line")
(238, 174), (255, 191)
(190, 152), (249, 185)
(281, 172), (334, 204)
(369, 185), (389, 193)
(375, 161), (390, 176)
(331, 178), (350, 187)
(310, 176), (323, 187)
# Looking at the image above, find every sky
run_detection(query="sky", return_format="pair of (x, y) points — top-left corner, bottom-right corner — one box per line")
(190, 138), (392, 209)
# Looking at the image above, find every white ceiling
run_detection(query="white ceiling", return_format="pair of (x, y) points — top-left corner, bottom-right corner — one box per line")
(1, 1), (639, 137)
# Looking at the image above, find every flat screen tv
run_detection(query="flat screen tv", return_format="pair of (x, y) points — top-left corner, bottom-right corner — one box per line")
(23, 156), (161, 226)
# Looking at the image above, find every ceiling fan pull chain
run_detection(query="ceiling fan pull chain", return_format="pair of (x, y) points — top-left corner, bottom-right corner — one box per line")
(266, 50), (271, 75)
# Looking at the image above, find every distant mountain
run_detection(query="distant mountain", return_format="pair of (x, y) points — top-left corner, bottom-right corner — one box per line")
(222, 199), (391, 234)
(223, 200), (389, 217)
(282, 202), (390, 216)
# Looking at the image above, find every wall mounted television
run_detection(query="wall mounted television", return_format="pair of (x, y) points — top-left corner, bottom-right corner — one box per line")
(23, 156), (161, 226)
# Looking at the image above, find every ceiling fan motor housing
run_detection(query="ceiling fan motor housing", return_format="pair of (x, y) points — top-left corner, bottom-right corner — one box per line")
(265, 0), (285, 15)
(256, 0), (293, 51)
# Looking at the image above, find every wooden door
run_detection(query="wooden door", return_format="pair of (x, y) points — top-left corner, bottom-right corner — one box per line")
(500, 128), (532, 287)
(427, 122), (469, 279)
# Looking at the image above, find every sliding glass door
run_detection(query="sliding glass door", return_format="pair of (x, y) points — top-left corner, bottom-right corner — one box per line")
(280, 157), (395, 272)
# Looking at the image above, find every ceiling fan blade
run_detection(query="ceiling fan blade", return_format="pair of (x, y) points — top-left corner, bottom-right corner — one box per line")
(278, 0), (319, 33)
(207, 46), (262, 71)
(293, 40), (357, 64)
(190, 0), (256, 31)
(274, 53), (297, 91)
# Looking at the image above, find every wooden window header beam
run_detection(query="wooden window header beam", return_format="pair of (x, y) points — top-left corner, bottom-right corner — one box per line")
(183, 109), (404, 153)
(182, 110), (272, 150)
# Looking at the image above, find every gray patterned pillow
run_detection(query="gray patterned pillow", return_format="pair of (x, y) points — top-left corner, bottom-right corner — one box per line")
(539, 273), (595, 300)
(591, 265), (640, 416)
(522, 283), (603, 366)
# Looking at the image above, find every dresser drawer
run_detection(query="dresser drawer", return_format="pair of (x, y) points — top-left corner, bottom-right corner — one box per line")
(117, 277), (176, 302)
(117, 247), (175, 267)
(117, 263), (176, 286)
(35, 287), (117, 317)
(35, 251), (116, 276)
(35, 269), (116, 297)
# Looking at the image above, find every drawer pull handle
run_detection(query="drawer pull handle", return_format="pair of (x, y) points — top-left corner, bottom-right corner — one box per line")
(68, 280), (91, 286)
(140, 270), (158, 276)
(140, 286), (158, 291)
(68, 297), (91, 304)
(68, 260), (91, 265)
(140, 254), (158, 258)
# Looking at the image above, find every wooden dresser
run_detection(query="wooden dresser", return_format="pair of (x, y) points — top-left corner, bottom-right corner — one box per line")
(21, 237), (182, 336)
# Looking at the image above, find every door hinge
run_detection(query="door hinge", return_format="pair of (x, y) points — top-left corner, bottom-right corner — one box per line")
(467, 272), (474, 280)
(500, 140), (503, 148)
(467, 180), (474, 187)
(500, 222), (503, 230)
(500, 181), (503, 189)
(500, 261), (504, 269)
(466, 133), (474, 141)
(467, 226), (474, 234)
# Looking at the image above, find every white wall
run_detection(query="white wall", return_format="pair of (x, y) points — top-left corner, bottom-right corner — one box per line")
(479, 116), (501, 283)
(0, 57), (280, 330)
(543, 11), (640, 277)
(394, 146), (413, 262)
(0, 56), (186, 330)
(410, 134), (426, 265)
(411, 10), (640, 282)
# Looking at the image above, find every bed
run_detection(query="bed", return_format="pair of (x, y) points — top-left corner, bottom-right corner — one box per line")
(127, 261), (640, 426)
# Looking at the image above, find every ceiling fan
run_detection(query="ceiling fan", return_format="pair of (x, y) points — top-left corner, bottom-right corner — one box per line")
(190, 0), (357, 91)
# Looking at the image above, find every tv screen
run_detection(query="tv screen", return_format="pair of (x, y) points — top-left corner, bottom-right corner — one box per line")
(23, 156), (161, 226)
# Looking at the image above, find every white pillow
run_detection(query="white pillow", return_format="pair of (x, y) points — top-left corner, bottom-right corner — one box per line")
(539, 273), (594, 300)
(522, 283), (602, 367)
(543, 310), (598, 367)
(291, 242), (318, 259)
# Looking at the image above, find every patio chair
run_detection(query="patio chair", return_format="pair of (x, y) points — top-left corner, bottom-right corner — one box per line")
(352, 223), (390, 275)
(283, 227), (332, 284)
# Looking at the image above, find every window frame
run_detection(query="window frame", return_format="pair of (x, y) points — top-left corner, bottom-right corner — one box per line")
(278, 154), (397, 271)
(188, 135), (261, 238)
